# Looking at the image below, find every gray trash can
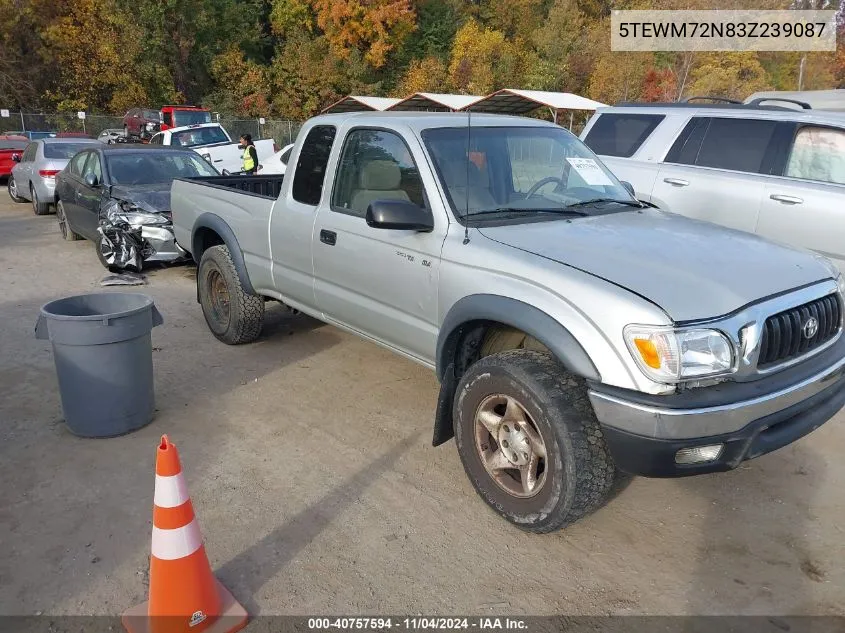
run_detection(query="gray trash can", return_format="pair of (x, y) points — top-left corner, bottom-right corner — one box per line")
(35, 293), (164, 438)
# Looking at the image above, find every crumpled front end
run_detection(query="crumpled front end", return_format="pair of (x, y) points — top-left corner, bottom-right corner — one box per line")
(98, 198), (188, 272)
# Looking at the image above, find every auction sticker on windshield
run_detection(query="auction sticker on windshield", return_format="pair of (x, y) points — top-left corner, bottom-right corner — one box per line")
(566, 158), (614, 186)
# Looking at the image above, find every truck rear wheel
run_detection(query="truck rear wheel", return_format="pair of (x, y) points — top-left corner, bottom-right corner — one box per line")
(198, 245), (264, 345)
(453, 350), (617, 533)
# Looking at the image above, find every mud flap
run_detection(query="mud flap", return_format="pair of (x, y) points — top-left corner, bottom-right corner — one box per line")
(432, 362), (457, 447)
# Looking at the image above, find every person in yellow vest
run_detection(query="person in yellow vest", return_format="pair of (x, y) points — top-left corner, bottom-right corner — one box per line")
(239, 134), (258, 175)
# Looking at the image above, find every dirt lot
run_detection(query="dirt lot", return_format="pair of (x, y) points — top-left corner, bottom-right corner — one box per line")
(0, 194), (843, 619)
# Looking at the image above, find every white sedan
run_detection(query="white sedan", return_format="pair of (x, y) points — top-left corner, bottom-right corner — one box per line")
(258, 144), (294, 175)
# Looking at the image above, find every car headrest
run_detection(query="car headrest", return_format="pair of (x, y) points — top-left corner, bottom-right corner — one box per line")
(359, 160), (402, 190)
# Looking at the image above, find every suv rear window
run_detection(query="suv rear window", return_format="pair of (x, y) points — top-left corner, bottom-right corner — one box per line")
(666, 117), (778, 174)
(583, 113), (664, 157)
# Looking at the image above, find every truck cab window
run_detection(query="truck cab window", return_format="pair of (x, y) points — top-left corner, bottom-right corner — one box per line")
(292, 125), (336, 206)
(332, 129), (425, 217)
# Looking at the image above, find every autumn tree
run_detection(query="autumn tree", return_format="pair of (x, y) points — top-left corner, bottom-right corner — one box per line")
(310, 0), (416, 68)
(687, 52), (771, 101)
(395, 56), (449, 95)
(448, 19), (530, 94)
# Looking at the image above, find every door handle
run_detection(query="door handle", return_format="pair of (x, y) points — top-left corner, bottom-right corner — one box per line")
(320, 229), (337, 246)
(663, 178), (689, 187)
(770, 194), (803, 205)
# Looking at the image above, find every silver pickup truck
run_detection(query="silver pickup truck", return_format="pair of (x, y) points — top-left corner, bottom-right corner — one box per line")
(172, 112), (845, 533)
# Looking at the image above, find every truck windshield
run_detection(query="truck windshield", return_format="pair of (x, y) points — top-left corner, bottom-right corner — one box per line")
(106, 151), (219, 185)
(173, 110), (212, 126)
(421, 126), (635, 219)
(170, 126), (228, 148)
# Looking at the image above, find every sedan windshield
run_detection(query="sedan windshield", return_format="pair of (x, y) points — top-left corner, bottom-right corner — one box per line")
(44, 143), (97, 159)
(421, 126), (635, 219)
(170, 126), (227, 147)
(106, 152), (218, 185)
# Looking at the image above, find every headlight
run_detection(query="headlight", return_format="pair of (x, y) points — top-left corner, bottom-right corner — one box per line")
(114, 211), (169, 227)
(624, 325), (734, 383)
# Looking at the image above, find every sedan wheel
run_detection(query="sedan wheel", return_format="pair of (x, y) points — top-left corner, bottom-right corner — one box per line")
(8, 176), (25, 203)
(31, 186), (51, 215)
(56, 200), (81, 241)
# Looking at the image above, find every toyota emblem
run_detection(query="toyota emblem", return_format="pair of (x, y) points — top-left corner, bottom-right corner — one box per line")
(802, 317), (819, 339)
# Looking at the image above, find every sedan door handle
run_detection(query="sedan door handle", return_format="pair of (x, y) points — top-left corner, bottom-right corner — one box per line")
(320, 229), (337, 246)
(663, 178), (689, 187)
(770, 194), (804, 205)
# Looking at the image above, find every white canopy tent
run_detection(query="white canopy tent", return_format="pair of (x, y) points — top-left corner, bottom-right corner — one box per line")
(321, 95), (401, 114)
(468, 89), (608, 128)
(388, 92), (483, 112)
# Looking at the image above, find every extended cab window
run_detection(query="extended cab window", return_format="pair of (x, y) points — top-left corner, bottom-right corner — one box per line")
(785, 126), (845, 185)
(292, 125), (336, 206)
(583, 113), (664, 157)
(332, 129), (425, 217)
(667, 117), (778, 174)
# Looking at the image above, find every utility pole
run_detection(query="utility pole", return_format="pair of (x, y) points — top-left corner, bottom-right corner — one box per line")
(798, 54), (807, 91)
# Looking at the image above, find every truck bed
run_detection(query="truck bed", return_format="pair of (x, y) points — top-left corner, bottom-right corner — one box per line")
(187, 175), (284, 199)
(171, 176), (282, 291)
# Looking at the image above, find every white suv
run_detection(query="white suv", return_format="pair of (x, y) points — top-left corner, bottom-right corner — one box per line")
(580, 100), (845, 270)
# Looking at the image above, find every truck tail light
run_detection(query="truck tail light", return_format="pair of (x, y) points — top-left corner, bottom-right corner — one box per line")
(39, 169), (60, 178)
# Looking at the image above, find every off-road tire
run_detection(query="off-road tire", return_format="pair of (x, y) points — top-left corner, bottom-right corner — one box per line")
(56, 200), (81, 241)
(7, 175), (25, 203)
(198, 245), (264, 345)
(453, 350), (617, 533)
(31, 186), (51, 215)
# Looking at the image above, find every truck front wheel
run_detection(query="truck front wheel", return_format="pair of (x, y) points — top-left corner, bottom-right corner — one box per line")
(198, 245), (264, 344)
(453, 350), (617, 532)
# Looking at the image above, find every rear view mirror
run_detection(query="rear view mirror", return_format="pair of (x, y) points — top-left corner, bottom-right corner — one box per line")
(366, 199), (434, 232)
(11, 154), (21, 163)
(84, 173), (99, 187)
(620, 181), (636, 197)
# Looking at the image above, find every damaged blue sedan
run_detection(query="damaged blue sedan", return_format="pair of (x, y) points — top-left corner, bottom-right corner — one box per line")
(54, 145), (219, 271)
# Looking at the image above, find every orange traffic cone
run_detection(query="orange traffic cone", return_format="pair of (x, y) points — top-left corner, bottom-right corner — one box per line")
(122, 435), (248, 633)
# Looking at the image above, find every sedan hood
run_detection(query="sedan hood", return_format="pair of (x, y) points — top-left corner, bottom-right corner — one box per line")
(110, 184), (171, 213)
(478, 209), (833, 322)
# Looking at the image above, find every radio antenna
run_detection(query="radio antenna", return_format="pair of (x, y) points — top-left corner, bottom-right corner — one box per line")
(463, 106), (471, 245)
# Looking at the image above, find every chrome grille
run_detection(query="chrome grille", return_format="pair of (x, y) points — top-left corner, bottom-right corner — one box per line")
(758, 294), (841, 368)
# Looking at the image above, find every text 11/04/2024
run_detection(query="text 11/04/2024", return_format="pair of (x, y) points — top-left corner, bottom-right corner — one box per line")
(307, 617), (528, 631)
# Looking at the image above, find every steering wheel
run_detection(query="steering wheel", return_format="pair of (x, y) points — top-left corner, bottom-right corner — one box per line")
(526, 176), (566, 199)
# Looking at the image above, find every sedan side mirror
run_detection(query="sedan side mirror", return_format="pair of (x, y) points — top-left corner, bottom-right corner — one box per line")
(620, 181), (636, 197)
(11, 154), (21, 163)
(84, 173), (99, 187)
(366, 199), (434, 232)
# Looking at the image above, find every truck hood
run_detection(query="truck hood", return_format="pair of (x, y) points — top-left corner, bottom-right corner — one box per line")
(477, 209), (833, 322)
(110, 184), (171, 214)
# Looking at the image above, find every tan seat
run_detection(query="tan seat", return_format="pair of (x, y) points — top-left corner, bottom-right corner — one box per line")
(350, 160), (411, 215)
(442, 160), (497, 213)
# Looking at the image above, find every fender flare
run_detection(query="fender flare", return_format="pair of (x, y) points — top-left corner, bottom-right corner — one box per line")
(430, 295), (601, 447)
(192, 212), (257, 296)
(436, 294), (600, 382)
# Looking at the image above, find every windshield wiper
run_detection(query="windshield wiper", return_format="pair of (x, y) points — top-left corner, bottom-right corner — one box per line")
(463, 207), (590, 219)
(565, 198), (643, 209)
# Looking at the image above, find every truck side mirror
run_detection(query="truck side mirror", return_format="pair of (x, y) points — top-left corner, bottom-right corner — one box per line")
(366, 199), (434, 232)
(621, 181), (636, 197)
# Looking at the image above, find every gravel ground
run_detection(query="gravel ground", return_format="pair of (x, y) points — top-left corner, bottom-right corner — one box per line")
(0, 194), (843, 619)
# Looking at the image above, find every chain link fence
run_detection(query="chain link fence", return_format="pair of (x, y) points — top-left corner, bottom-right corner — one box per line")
(1, 112), (302, 146)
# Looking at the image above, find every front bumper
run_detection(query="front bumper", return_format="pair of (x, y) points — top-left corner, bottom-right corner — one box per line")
(589, 351), (845, 477)
(141, 226), (189, 263)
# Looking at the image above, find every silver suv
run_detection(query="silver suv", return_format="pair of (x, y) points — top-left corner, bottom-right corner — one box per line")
(580, 100), (845, 270)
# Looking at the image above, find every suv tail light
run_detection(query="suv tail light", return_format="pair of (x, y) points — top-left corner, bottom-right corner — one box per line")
(39, 169), (60, 178)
